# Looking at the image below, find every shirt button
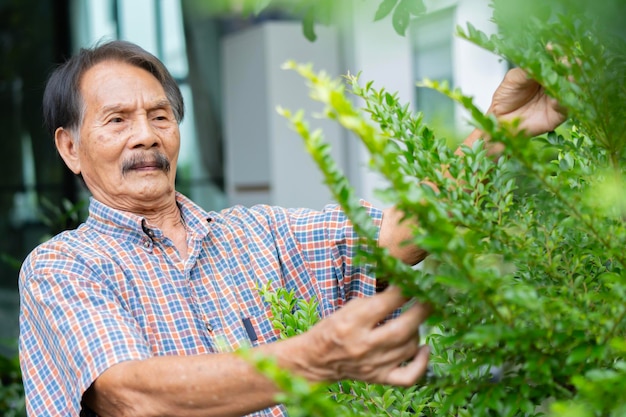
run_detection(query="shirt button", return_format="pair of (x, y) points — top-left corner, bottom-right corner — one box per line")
(143, 240), (150, 248)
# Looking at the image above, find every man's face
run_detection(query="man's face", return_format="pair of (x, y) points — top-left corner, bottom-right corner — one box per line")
(70, 60), (180, 211)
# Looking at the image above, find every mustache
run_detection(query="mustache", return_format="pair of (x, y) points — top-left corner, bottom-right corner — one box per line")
(122, 152), (171, 176)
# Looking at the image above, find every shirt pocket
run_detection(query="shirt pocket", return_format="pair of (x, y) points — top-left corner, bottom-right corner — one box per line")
(246, 308), (281, 346)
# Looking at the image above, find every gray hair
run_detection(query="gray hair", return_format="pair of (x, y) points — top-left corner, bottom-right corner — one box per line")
(43, 40), (184, 139)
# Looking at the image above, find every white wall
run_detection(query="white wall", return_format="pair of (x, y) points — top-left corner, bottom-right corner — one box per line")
(453, 0), (508, 134)
(221, 22), (345, 209)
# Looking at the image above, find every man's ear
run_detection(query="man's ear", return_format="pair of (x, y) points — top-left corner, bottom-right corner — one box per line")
(55, 128), (81, 175)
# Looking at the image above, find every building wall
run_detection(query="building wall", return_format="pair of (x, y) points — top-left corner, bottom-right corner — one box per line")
(221, 22), (345, 209)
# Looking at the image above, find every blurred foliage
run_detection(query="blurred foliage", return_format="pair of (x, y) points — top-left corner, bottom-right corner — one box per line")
(183, 0), (426, 40)
(1, 197), (87, 270)
(0, 341), (25, 417)
(244, 0), (626, 415)
(37, 197), (87, 242)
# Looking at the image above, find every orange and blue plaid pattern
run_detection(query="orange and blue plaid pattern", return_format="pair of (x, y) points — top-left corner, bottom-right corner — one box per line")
(19, 193), (382, 416)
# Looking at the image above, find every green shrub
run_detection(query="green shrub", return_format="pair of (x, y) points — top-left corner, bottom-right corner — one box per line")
(245, 0), (626, 415)
(0, 342), (25, 417)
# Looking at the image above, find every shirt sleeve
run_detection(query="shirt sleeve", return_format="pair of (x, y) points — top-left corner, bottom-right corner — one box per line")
(227, 200), (383, 316)
(19, 241), (151, 417)
(289, 201), (383, 300)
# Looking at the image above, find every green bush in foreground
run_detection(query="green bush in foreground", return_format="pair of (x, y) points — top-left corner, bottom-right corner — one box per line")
(243, 0), (626, 415)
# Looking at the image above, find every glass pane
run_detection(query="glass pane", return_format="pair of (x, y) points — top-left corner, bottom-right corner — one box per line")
(411, 7), (455, 129)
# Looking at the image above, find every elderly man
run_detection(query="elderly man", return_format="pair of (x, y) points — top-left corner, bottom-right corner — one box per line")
(19, 40), (564, 417)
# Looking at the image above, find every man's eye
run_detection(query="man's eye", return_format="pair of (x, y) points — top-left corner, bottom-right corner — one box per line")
(110, 117), (123, 123)
(153, 114), (171, 122)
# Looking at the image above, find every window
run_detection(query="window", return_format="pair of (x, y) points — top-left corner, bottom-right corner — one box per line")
(411, 7), (456, 132)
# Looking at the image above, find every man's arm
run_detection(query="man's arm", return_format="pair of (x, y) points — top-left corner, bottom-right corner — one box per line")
(84, 286), (430, 417)
(379, 68), (567, 262)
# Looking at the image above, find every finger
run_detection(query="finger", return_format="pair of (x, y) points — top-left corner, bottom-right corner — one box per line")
(372, 301), (431, 347)
(336, 333), (423, 381)
(360, 335), (422, 370)
(345, 286), (411, 325)
(506, 67), (535, 87)
(384, 345), (430, 387)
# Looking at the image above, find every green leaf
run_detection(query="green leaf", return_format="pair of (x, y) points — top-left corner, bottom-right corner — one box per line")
(302, 8), (317, 41)
(374, 0), (399, 21)
(566, 345), (591, 365)
(392, 2), (411, 36)
(434, 274), (472, 291)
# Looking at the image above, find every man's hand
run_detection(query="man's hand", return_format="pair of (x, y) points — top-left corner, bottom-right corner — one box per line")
(489, 67), (567, 137)
(296, 286), (431, 387)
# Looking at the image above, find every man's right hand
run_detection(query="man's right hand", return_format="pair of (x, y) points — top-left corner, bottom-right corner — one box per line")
(292, 286), (431, 387)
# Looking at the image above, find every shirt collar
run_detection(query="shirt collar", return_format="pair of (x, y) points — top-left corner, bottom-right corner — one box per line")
(85, 192), (213, 239)
(175, 192), (213, 239)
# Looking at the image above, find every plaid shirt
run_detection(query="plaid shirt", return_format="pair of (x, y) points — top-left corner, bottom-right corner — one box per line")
(19, 193), (382, 416)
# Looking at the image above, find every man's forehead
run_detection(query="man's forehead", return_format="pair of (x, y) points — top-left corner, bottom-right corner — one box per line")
(80, 60), (170, 111)
(81, 60), (163, 89)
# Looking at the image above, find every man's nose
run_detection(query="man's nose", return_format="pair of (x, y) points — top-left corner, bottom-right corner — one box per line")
(129, 115), (159, 148)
